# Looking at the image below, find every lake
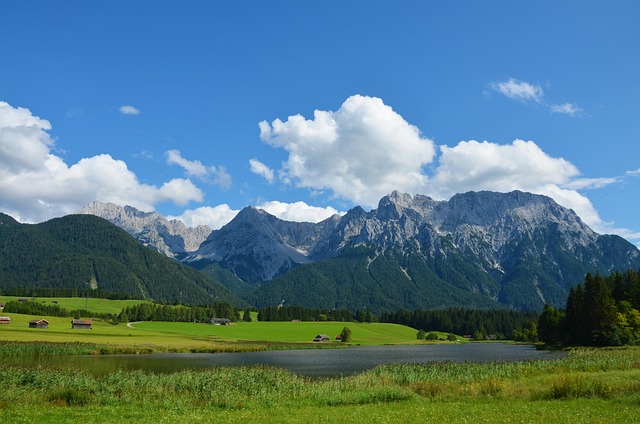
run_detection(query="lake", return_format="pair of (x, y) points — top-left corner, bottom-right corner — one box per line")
(4, 343), (565, 378)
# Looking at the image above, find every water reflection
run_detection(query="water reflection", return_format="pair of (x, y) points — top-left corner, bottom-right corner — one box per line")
(4, 343), (565, 378)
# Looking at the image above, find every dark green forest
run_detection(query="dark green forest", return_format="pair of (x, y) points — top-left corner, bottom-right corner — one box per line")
(539, 269), (640, 346)
(117, 302), (240, 323)
(0, 213), (241, 306)
(379, 307), (539, 340)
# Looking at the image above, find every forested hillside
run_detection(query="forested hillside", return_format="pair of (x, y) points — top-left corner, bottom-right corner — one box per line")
(0, 213), (241, 306)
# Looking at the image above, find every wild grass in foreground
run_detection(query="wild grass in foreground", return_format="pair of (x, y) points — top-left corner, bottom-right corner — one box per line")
(0, 347), (639, 423)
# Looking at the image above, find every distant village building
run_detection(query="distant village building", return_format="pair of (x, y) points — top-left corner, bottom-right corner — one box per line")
(210, 318), (231, 325)
(0, 316), (10, 324)
(71, 319), (93, 329)
(0, 302), (5, 310)
(313, 334), (330, 342)
(29, 319), (49, 329)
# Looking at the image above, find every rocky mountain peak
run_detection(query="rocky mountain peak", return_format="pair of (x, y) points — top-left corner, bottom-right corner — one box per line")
(80, 201), (212, 257)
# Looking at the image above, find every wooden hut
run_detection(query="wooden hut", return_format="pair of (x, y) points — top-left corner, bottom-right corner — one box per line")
(29, 319), (50, 329)
(0, 316), (10, 324)
(71, 319), (93, 329)
(313, 334), (330, 342)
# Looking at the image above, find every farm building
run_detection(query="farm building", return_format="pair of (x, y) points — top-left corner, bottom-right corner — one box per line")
(29, 319), (50, 329)
(71, 319), (93, 329)
(0, 302), (5, 310)
(210, 318), (231, 325)
(313, 334), (330, 342)
(0, 316), (10, 324)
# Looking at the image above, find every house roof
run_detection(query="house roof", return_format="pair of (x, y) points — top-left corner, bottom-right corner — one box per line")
(72, 319), (93, 324)
(29, 319), (50, 324)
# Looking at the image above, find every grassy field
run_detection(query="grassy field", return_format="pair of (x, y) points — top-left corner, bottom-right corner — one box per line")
(131, 320), (426, 345)
(0, 309), (427, 352)
(0, 346), (638, 423)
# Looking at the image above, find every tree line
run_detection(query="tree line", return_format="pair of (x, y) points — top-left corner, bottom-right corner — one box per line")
(117, 302), (240, 323)
(379, 307), (539, 340)
(256, 305), (356, 322)
(538, 269), (640, 346)
(0, 287), (133, 300)
(2, 300), (113, 320)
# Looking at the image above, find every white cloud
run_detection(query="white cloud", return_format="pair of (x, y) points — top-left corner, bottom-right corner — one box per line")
(626, 168), (640, 176)
(550, 103), (584, 117)
(491, 78), (544, 103)
(166, 149), (232, 190)
(169, 200), (342, 230)
(0, 100), (203, 223)
(429, 139), (580, 198)
(249, 158), (275, 183)
(491, 78), (585, 118)
(259, 94), (436, 207)
(119, 105), (140, 115)
(257, 200), (342, 223)
(564, 177), (619, 190)
(168, 204), (240, 230)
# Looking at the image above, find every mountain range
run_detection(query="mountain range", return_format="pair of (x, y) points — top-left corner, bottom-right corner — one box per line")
(82, 191), (640, 312)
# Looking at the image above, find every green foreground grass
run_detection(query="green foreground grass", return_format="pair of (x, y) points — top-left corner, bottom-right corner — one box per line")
(0, 347), (639, 423)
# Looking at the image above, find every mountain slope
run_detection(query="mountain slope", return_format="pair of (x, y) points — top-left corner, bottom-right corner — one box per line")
(0, 213), (241, 306)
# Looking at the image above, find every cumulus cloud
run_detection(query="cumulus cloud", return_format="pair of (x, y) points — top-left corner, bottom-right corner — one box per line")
(119, 105), (140, 115)
(429, 139), (580, 198)
(259, 95), (436, 207)
(0, 100), (203, 223)
(249, 158), (275, 183)
(168, 204), (240, 230)
(257, 200), (342, 223)
(168, 201), (342, 230)
(491, 78), (544, 103)
(166, 149), (232, 190)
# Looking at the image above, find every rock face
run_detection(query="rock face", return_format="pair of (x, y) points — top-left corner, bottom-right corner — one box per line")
(81, 201), (212, 258)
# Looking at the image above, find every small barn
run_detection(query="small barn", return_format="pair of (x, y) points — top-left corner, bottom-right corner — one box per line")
(210, 318), (231, 325)
(71, 319), (93, 329)
(0, 316), (10, 324)
(29, 319), (50, 329)
(313, 334), (330, 342)
(0, 302), (5, 310)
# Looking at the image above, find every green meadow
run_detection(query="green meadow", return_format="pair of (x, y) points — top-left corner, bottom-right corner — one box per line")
(0, 296), (427, 352)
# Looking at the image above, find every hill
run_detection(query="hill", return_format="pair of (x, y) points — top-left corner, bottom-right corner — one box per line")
(0, 213), (241, 306)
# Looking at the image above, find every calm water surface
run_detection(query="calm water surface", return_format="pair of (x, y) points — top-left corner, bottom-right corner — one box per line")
(6, 343), (565, 378)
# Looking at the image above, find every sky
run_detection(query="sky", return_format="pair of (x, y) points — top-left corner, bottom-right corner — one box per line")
(1, 1), (639, 246)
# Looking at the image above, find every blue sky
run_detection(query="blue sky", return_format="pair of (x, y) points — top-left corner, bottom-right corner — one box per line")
(1, 1), (639, 245)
